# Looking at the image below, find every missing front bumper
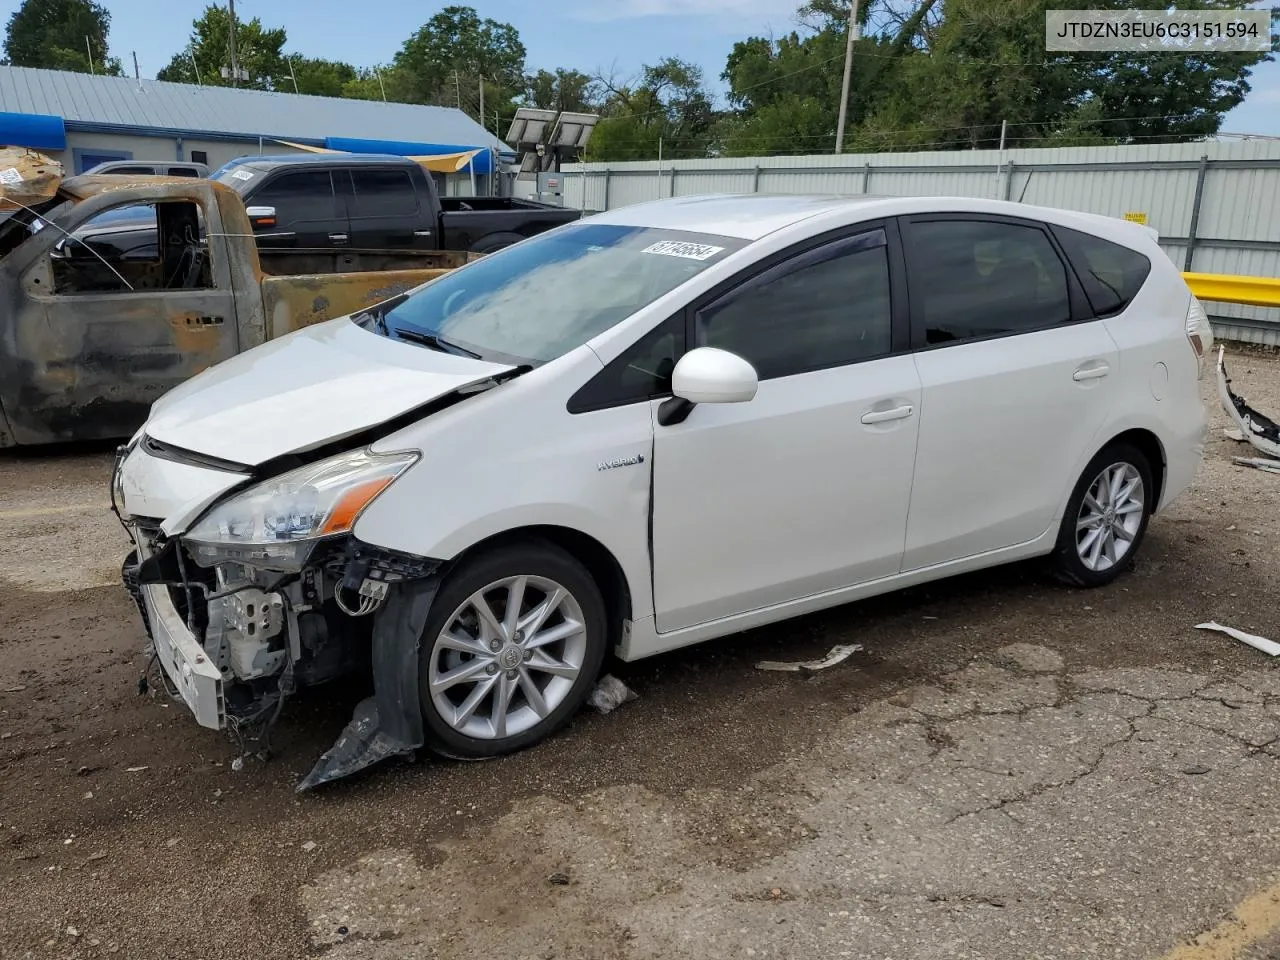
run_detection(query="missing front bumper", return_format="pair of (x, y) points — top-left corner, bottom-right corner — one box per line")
(1217, 345), (1280, 459)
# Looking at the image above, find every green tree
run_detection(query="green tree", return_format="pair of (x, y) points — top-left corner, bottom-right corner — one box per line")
(393, 5), (526, 117)
(155, 4), (286, 91)
(524, 68), (601, 114)
(3, 0), (121, 75)
(282, 56), (357, 97)
(588, 58), (716, 161)
(340, 65), (419, 103)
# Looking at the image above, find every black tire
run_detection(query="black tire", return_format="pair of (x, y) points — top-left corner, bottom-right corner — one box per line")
(468, 232), (524, 254)
(418, 539), (608, 760)
(1050, 441), (1154, 588)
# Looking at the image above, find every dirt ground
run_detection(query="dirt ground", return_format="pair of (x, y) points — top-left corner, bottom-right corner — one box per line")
(4, 348), (1280, 960)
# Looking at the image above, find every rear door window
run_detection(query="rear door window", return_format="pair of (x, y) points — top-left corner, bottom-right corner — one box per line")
(1051, 225), (1152, 316)
(903, 218), (1072, 346)
(349, 169), (419, 218)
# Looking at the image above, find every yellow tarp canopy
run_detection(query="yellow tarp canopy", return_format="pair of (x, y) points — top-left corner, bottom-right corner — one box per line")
(272, 140), (484, 173)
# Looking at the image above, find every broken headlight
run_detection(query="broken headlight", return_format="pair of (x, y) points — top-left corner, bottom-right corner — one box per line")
(183, 448), (419, 572)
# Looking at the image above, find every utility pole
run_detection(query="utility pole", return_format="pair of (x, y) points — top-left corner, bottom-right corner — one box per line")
(478, 78), (485, 127)
(454, 70), (462, 110)
(84, 36), (94, 74)
(189, 45), (202, 85)
(288, 56), (299, 94)
(228, 0), (240, 88)
(834, 0), (860, 154)
(374, 67), (387, 101)
(132, 51), (140, 82)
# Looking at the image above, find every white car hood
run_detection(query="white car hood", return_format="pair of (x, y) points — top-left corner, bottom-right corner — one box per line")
(144, 317), (515, 466)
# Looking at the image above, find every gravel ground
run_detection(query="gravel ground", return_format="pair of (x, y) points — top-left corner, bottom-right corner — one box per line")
(3, 347), (1280, 960)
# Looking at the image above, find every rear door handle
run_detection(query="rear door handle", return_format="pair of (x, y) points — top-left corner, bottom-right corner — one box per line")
(861, 404), (914, 425)
(329, 233), (349, 244)
(414, 230), (433, 238)
(1073, 361), (1111, 382)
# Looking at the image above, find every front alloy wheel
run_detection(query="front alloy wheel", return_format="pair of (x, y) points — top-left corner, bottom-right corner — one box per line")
(419, 542), (607, 758)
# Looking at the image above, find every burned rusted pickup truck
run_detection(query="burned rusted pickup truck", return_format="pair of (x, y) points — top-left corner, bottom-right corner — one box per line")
(0, 150), (475, 448)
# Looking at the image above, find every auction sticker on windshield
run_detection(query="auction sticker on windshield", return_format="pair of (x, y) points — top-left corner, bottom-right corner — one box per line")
(642, 240), (725, 261)
(231, 169), (254, 181)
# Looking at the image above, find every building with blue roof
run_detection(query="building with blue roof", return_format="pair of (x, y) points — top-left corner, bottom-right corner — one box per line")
(0, 65), (510, 191)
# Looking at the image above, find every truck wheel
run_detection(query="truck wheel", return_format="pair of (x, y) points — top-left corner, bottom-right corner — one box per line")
(469, 232), (524, 254)
(418, 540), (608, 759)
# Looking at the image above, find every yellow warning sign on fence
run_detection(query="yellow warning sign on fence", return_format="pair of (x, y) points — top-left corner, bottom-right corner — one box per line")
(1122, 211), (1149, 225)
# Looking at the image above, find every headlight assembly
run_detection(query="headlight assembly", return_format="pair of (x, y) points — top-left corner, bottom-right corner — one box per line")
(183, 448), (418, 571)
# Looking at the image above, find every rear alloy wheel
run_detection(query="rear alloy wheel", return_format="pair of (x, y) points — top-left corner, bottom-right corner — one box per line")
(1051, 442), (1154, 587)
(419, 543), (607, 759)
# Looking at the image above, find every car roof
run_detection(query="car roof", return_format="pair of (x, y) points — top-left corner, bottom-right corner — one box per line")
(222, 153), (413, 171)
(586, 193), (1159, 249)
(587, 193), (893, 241)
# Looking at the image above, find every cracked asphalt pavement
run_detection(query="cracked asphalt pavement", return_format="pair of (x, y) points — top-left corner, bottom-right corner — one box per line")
(4, 348), (1280, 960)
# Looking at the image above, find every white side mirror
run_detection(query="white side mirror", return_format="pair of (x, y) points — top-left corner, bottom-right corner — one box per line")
(671, 347), (758, 404)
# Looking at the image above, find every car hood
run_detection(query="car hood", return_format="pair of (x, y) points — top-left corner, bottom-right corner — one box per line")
(144, 317), (515, 467)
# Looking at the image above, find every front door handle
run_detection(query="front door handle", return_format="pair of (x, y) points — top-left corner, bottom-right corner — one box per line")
(861, 404), (914, 425)
(1073, 361), (1111, 381)
(329, 233), (349, 244)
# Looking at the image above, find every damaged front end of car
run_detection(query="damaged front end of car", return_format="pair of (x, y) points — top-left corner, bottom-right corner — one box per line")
(116, 444), (443, 790)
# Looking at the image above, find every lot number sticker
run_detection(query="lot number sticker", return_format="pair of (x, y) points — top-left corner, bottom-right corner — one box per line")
(0, 167), (24, 186)
(231, 169), (255, 181)
(642, 240), (725, 261)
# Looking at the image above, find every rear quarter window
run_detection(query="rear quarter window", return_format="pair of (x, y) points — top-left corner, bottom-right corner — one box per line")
(1051, 225), (1152, 317)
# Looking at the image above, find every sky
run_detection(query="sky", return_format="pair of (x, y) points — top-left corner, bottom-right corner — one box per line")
(1, 0), (1277, 136)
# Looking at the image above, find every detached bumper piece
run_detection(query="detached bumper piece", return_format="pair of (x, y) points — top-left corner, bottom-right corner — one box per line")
(1217, 346), (1280, 460)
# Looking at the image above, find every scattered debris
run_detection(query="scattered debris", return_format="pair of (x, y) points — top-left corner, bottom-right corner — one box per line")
(756, 643), (864, 673)
(587, 675), (638, 714)
(0, 733), (10, 740)
(1225, 427), (1247, 442)
(65, 926), (78, 939)
(165, 838), (178, 849)
(1182, 764), (1212, 775)
(1195, 621), (1280, 657)
(62, 838), (73, 846)
(1232, 456), (1280, 474)
(76, 765), (98, 776)
(548, 872), (571, 886)
(301, 841), (317, 852)
(82, 792), (92, 801)
(231, 756), (244, 772)
(2, 685), (26, 693)
(86, 852), (107, 862)
(124, 766), (148, 773)
(337, 926), (349, 937)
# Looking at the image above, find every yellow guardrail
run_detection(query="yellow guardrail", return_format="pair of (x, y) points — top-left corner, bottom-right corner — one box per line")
(1183, 272), (1280, 309)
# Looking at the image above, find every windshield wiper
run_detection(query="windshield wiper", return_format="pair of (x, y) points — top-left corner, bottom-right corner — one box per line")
(392, 327), (482, 359)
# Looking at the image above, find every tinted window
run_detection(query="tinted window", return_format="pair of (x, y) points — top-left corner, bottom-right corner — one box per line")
(910, 220), (1071, 345)
(695, 229), (892, 381)
(171, 167), (200, 178)
(350, 169), (418, 217)
(373, 224), (742, 364)
(251, 171), (335, 224)
(1052, 225), (1151, 316)
(568, 314), (683, 413)
(106, 165), (157, 175)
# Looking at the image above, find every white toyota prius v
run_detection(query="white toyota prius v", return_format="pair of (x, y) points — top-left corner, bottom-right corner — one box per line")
(113, 194), (1211, 784)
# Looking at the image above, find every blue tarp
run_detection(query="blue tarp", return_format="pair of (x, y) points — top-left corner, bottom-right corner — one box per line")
(0, 111), (66, 151)
(324, 137), (495, 174)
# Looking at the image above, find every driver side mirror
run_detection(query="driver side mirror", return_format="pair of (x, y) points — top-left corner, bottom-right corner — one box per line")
(659, 347), (758, 426)
(245, 205), (276, 230)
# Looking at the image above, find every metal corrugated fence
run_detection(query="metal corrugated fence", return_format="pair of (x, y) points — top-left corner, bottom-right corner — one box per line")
(562, 141), (1280, 343)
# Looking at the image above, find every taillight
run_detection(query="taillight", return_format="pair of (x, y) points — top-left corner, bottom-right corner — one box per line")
(1186, 295), (1213, 380)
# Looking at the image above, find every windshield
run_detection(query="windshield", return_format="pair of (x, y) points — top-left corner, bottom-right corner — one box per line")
(367, 223), (745, 364)
(210, 161), (263, 194)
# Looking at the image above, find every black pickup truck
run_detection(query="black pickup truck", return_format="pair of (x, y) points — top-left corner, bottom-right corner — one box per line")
(69, 153), (580, 265)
